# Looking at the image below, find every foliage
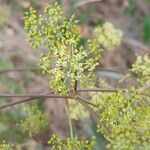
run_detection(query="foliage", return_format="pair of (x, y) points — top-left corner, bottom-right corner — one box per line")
(0, 108), (27, 143)
(0, 141), (13, 150)
(131, 54), (150, 84)
(0, 58), (12, 70)
(20, 104), (48, 137)
(24, 2), (102, 95)
(0, 103), (48, 144)
(48, 135), (96, 150)
(91, 88), (150, 150)
(142, 17), (150, 43)
(89, 54), (150, 149)
(0, 58), (24, 94)
(124, 0), (137, 16)
(94, 22), (122, 51)
(0, 58), (27, 142)
(24, 2), (150, 150)
(0, 5), (10, 28)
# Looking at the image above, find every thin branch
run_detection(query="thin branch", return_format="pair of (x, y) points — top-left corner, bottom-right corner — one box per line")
(0, 94), (72, 98)
(77, 88), (119, 92)
(0, 93), (46, 110)
(0, 88), (119, 98)
(0, 93), (73, 110)
(74, 80), (78, 95)
(0, 89), (119, 98)
(0, 68), (40, 74)
(78, 98), (98, 108)
(74, 0), (102, 8)
(123, 37), (150, 53)
(76, 96), (99, 119)
(0, 88), (125, 110)
(0, 87), (145, 110)
(0, 68), (126, 76)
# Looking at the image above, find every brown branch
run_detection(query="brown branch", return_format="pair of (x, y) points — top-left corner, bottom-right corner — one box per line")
(123, 37), (150, 53)
(0, 94), (72, 98)
(77, 98), (98, 108)
(74, 0), (102, 8)
(0, 68), (40, 74)
(0, 88), (121, 110)
(77, 88), (119, 92)
(0, 93), (73, 110)
(0, 89), (119, 98)
(0, 68), (126, 76)
(0, 92), (47, 110)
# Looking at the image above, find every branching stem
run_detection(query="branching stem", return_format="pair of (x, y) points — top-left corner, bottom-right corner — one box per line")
(76, 96), (100, 119)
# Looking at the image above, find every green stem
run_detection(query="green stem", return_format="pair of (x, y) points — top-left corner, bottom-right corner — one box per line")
(66, 101), (74, 139)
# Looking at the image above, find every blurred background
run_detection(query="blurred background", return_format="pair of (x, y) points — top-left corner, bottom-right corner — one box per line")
(0, 0), (149, 149)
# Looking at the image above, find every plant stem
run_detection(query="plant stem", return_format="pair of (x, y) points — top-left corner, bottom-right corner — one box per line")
(0, 94), (73, 110)
(76, 96), (99, 119)
(74, 79), (78, 95)
(66, 100), (74, 139)
(78, 98), (98, 108)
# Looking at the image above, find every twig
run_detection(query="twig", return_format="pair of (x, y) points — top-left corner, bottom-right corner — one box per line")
(0, 94), (72, 98)
(0, 89), (119, 98)
(0, 92), (47, 110)
(0, 87), (146, 110)
(0, 68), (40, 74)
(77, 88), (119, 92)
(0, 88), (124, 110)
(74, 0), (102, 8)
(0, 93), (73, 110)
(78, 98), (98, 107)
(123, 37), (150, 53)
(0, 68), (127, 80)
(119, 74), (131, 83)
(76, 96), (99, 119)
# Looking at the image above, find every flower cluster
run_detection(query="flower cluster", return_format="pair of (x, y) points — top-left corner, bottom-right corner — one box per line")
(94, 22), (122, 51)
(20, 105), (48, 136)
(24, 2), (150, 149)
(131, 54), (150, 84)
(0, 141), (13, 150)
(48, 135), (96, 150)
(91, 88), (150, 149)
(24, 2), (102, 94)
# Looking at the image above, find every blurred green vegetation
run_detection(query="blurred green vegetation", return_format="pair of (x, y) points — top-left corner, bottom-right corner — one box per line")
(0, 5), (10, 28)
(142, 17), (150, 43)
(0, 58), (24, 93)
(124, 0), (137, 16)
(0, 57), (48, 145)
(0, 58), (12, 69)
